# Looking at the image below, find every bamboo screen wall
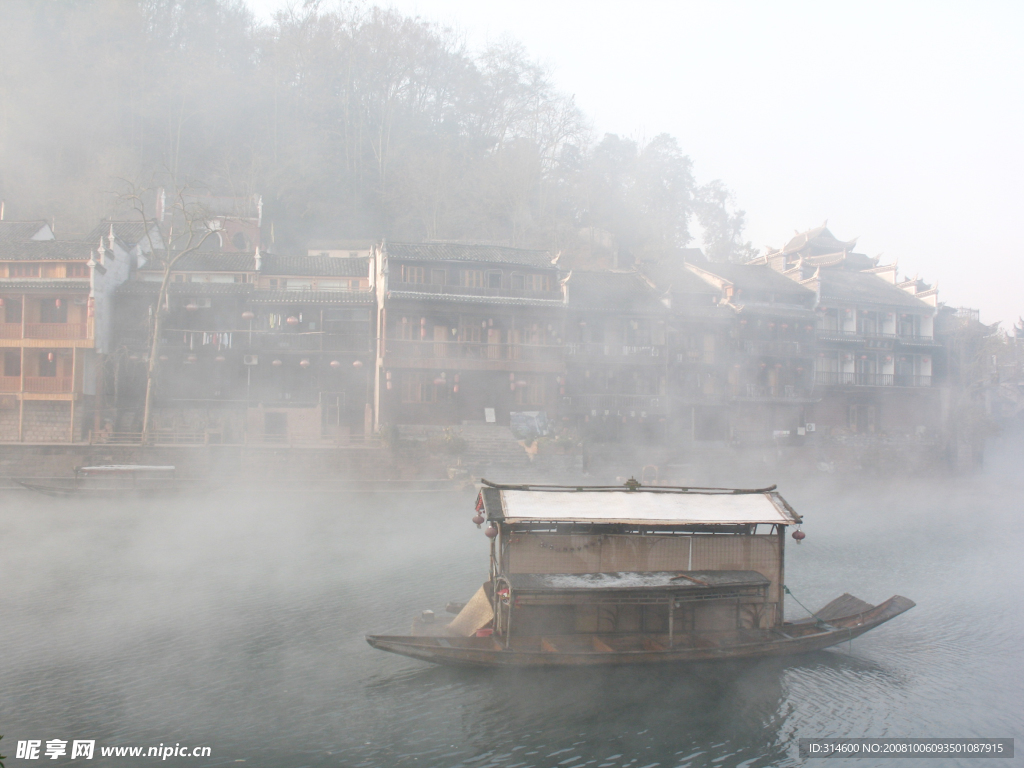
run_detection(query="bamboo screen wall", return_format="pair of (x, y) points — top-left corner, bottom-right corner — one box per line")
(506, 533), (782, 601)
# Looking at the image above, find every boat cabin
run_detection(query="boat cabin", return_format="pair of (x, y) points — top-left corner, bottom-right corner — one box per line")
(476, 479), (802, 648)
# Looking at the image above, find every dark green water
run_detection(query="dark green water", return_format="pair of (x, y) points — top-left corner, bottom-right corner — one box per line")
(0, 450), (1021, 767)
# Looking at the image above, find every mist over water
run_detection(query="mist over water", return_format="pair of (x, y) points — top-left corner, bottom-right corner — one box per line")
(1, 443), (1022, 768)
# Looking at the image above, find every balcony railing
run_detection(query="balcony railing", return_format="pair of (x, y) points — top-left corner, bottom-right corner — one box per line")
(385, 339), (563, 363)
(814, 371), (933, 387)
(566, 343), (665, 359)
(23, 376), (72, 393)
(390, 281), (561, 301)
(740, 339), (805, 356)
(158, 330), (371, 353)
(0, 323), (89, 340)
(816, 328), (934, 344)
(560, 394), (666, 413)
(731, 384), (812, 400)
(0, 376), (19, 392)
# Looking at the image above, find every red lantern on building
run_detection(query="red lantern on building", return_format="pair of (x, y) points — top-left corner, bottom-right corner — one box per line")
(47, 352), (54, 362)
(55, 298), (62, 309)
(286, 316), (299, 325)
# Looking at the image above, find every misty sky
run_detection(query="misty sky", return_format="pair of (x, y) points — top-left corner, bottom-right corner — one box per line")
(248, 1), (1023, 327)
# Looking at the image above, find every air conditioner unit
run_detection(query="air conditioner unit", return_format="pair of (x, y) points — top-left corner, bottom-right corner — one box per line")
(805, 423), (816, 432)
(243, 355), (259, 366)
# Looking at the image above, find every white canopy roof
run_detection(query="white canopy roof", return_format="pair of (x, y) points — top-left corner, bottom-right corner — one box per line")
(499, 490), (799, 525)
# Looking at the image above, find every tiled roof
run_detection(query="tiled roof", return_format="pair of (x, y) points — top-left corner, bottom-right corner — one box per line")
(639, 260), (720, 296)
(0, 221), (52, 242)
(263, 255), (369, 277)
(780, 225), (857, 256)
(565, 271), (666, 313)
(137, 252), (370, 277)
(0, 240), (95, 261)
(117, 281), (375, 304)
(138, 252), (255, 272)
(693, 262), (815, 302)
(386, 289), (563, 308)
(249, 290), (375, 304)
(0, 278), (90, 290)
(117, 282), (254, 296)
(813, 270), (932, 310)
(86, 221), (155, 247)
(385, 241), (555, 268)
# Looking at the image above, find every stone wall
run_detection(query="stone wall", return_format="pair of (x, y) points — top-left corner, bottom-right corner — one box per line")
(22, 402), (73, 443)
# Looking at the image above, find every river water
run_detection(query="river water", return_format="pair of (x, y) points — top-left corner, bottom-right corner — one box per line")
(0, 446), (1021, 768)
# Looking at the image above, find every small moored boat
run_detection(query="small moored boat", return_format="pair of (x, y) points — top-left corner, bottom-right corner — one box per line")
(15, 465), (185, 497)
(366, 478), (914, 667)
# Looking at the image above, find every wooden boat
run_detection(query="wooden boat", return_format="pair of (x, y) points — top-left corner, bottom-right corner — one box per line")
(14, 465), (190, 498)
(366, 479), (914, 667)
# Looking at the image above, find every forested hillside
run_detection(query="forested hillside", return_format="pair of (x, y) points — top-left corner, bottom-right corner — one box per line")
(0, 0), (753, 264)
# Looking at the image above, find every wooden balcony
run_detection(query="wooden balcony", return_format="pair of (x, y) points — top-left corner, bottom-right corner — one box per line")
(25, 323), (88, 339)
(383, 339), (563, 372)
(0, 376), (19, 392)
(24, 376), (73, 393)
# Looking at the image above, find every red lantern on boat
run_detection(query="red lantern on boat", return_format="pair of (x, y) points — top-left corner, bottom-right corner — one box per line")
(472, 513), (485, 527)
(792, 529), (806, 543)
(330, 360), (341, 369)
(352, 360), (363, 368)
(484, 524), (498, 539)
(299, 359), (310, 368)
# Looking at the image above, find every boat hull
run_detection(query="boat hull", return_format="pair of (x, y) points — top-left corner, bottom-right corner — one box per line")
(367, 595), (915, 667)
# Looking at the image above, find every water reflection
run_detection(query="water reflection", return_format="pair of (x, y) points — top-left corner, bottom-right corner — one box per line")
(0, 459), (1021, 768)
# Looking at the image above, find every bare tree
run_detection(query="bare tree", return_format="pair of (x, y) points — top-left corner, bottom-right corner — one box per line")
(119, 180), (220, 441)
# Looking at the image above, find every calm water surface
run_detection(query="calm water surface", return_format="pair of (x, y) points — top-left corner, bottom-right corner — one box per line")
(1, 454), (1021, 768)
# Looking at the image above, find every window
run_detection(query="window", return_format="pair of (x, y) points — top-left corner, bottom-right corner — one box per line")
(4, 298), (22, 324)
(38, 350), (57, 377)
(3, 349), (20, 377)
(39, 298), (67, 324)
(66, 263), (89, 278)
(401, 265), (426, 284)
(234, 274), (251, 283)
(9, 264), (39, 278)
(395, 317), (416, 340)
(458, 270), (484, 288)
(514, 375), (546, 405)
(285, 279), (312, 291)
(401, 372), (441, 403)
(487, 271), (502, 289)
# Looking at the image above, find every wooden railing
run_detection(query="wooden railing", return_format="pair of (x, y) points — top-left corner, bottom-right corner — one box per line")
(0, 376), (20, 392)
(23, 376), (72, 393)
(0, 323), (89, 339)
(385, 339), (563, 363)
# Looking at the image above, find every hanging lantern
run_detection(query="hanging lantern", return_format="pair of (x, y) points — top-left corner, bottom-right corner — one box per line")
(47, 352), (55, 362)
(352, 360), (363, 368)
(286, 316), (299, 325)
(792, 529), (806, 543)
(472, 513), (485, 527)
(330, 360), (342, 369)
(241, 311), (254, 321)
(272, 359), (283, 367)
(299, 359), (311, 368)
(215, 355), (226, 363)
(55, 298), (62, 309)
(185, 303), (199, 312)
(0, 298), (4, 307)
(484, 524), (498, 539)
